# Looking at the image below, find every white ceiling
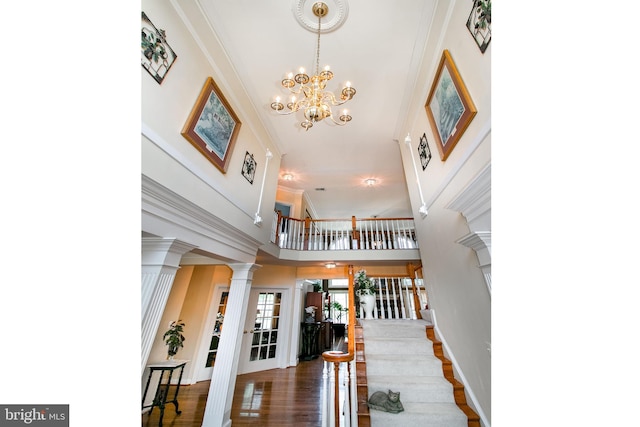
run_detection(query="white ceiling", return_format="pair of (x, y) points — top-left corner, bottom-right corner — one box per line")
(199, 0), (437, 219)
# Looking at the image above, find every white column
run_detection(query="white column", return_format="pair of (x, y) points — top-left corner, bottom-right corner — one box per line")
(202, 263), (261, 427)
(141, 237), (196, 373)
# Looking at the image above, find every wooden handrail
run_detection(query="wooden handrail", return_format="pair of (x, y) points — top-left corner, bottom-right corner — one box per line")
(322, 265), (355, 427)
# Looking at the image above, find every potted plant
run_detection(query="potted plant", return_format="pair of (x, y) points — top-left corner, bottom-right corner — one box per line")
(354, 270), (377, 318)
(163, 320), (186, 360)
(354, 269), (376, 296)
(331, 301), (347, 323)
(330, 301), (348, 338)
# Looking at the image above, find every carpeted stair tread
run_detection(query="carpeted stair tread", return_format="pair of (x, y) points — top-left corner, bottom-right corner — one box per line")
(361, 319), (470, 427)
(368, 402), (467, 427)
(364, 337), (435, 355)
(367, 375), (456, 403)
(365, 356), (443, 376)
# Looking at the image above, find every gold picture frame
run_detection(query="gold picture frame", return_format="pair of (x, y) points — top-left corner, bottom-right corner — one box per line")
(425, 50), (477, 161)
(181, 77), (242, 173)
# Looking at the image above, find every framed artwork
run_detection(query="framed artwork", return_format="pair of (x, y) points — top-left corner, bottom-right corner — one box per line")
(241, 152), (257, 184)
(425, 50), (477, 161)
(418, 133), (432, 170)
(466, 0), (492, 53)
(141, 12), (177, 84)
(181, 77), (242, 173)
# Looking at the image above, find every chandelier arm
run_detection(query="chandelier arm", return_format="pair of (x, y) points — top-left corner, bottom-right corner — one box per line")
(285, 86), (306, 96)
(321, 91), (350, 107)
(328, 114), (348, 126)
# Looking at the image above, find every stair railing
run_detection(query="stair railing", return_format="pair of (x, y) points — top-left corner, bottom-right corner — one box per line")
(358, 276), (427, 320)
(273, 213), (418, 251)
(322, 265), (357, 427)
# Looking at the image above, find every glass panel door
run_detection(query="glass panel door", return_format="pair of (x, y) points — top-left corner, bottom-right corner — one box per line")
(239, 290), (285, 374)
(249, 292), (281, 361)
(205, 291), (228, 368)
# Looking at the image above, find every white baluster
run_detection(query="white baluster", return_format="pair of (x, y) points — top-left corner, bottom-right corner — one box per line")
(327, 361), (335, 427)
(391, 278), (400, 319)
(384, 278), (392, 319)
(398, 277), (407, 319)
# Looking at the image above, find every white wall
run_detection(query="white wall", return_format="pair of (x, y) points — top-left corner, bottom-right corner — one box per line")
(400, 0), (492, 424)
(141, 1), (280, 263)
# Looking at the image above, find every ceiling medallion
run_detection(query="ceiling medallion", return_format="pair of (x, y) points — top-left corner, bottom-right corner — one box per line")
(292, 0), (349, 33)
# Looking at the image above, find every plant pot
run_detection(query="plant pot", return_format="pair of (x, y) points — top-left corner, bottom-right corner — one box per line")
(360, 294), (376, 319)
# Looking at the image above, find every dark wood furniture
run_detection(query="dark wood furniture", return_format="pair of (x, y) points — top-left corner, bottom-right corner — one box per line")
(142, 360), (188, 427)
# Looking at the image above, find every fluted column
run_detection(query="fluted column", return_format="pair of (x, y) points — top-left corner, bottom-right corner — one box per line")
(141, 237), (197, 373)
(202, 263), (261, 427)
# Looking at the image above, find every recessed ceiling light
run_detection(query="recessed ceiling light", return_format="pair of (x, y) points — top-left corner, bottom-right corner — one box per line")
(365, 178), (377, 186)
(325, 262), (336, 269)
(282, 173), (293, 181)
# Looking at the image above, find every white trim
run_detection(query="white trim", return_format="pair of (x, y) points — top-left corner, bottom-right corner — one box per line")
(446, 163), (491, 228)
(142, 175), (262, 263)
(142, 122), (255, 222)
(431, 309), (491, 427)
(425, 121), (491, 210)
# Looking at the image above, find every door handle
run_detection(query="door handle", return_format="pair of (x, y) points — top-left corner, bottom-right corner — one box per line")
(243, 329), (255, 334)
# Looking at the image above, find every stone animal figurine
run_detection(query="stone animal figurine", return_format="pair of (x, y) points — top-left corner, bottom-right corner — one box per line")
(367, 390), (404, 413)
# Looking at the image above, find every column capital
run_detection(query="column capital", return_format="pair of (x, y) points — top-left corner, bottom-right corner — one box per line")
(227, 263), (262, 274)
(142, 237), (197, 268)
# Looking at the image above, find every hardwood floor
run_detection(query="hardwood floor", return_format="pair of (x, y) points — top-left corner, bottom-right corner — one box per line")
(142, 356), (326, 427)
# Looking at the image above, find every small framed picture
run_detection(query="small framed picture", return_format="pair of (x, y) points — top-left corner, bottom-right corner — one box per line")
(242, 152), (257, 184)
(466, 0), (491, 53)
(141, 12), (177, 84)
(418, 133), (431, 170)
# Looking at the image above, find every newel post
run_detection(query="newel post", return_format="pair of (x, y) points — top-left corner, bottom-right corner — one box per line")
(407, 263), (423, 320)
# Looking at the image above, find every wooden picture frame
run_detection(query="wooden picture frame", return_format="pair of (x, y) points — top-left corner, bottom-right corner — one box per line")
(241, 151), (256, 184)
(418, 133), (432, 170)
(425, 50), (477, 161)
(141, 12), (177, 84)
(181, 77), (242, 173)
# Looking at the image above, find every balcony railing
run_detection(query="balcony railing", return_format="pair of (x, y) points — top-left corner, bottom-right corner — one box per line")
(271, 213), (418, 251)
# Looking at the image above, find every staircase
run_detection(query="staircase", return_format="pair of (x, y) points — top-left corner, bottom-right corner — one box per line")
(356, 319), (480, 427)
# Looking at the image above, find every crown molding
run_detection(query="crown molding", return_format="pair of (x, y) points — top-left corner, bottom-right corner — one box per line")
(446, 163), (491, 229)
(142, 175), (262, 264)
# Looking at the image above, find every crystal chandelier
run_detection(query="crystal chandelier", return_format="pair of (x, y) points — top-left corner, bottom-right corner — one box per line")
(270, 2), (356, 131)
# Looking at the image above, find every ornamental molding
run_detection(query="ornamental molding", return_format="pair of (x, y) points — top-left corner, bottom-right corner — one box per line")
(446, 163), (491, 229)
(293, 0), (349, 33)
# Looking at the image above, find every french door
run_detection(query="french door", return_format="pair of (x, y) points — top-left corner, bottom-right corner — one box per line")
(238, 289), (287, 374)
(196, 288), (229, 382)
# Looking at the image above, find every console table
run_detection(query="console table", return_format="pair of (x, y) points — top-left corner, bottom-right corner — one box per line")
(142, 360), (188, 426)
(300, 322), (322, 361)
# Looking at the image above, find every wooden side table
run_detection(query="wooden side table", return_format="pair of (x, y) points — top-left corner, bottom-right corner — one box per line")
(142, 360), (188, 426)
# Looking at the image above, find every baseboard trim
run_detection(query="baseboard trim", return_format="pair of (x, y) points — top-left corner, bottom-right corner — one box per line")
(431, 309), (490, 427)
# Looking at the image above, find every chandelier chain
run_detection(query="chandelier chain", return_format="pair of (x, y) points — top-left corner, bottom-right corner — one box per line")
(315, 11), (321, 76)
